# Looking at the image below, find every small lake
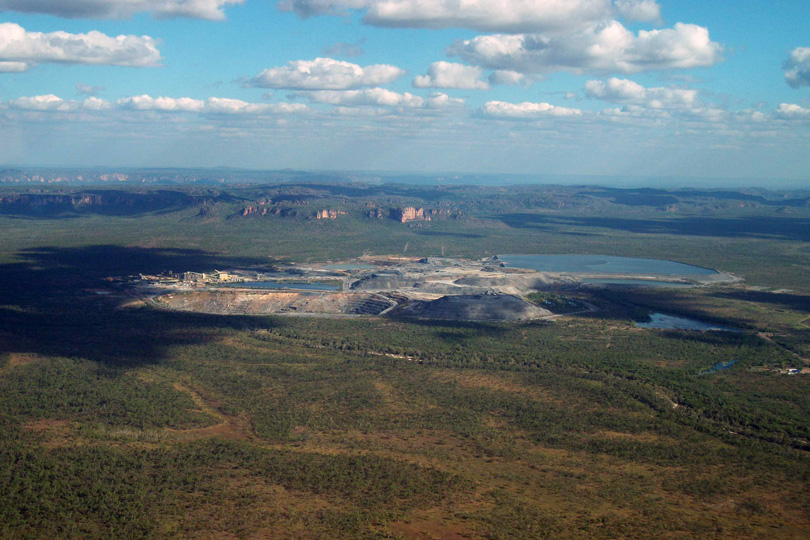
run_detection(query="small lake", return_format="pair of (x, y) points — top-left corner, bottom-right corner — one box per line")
(636, 313), (738, 332)
(498, 254), (717, 276)
(582, 278), (695, 288)
(227, 281), (340, 291)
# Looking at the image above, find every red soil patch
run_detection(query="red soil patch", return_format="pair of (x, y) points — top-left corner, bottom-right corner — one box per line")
(4, 353), (40, 370)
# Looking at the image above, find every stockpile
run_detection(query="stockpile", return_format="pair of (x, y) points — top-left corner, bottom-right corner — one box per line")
(400, 294), (551, 321)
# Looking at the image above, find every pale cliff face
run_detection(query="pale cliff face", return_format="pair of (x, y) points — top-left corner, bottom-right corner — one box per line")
(316, 209), (346, 219)
(396, 207), (429, 223)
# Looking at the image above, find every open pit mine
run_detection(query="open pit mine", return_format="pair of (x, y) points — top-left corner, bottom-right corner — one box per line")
(141, 255), (735, 322)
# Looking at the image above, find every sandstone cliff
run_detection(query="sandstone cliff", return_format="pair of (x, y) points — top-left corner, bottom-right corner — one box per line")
(316, 209), (347, 220)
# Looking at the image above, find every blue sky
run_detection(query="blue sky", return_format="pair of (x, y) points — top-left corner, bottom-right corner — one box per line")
(0, 0), (808, 182)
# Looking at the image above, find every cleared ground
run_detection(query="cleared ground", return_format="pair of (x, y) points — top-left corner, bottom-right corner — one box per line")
(158, 290), (397, 316)
(150, 256), (730, 321)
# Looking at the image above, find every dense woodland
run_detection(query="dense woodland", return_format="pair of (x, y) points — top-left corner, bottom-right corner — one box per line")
(1, 183), (809, 539)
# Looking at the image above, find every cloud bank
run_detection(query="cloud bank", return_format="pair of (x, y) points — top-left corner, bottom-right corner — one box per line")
(293, 88), (464, 111)
(116, 95), (309, 114)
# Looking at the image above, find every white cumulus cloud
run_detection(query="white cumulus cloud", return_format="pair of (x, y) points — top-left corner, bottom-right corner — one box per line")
(81, 96), (113, 110)
(9, 94), (79, 111)
(0, 0), (243, 21)
(0, 60), (27, 72)
(784, 47), (810, 89)
(0, 23), (161, 72)
(4, 94), (112, 111)
(776, 103), (810, 120)
(278, 0), (641, 34)
(584, 78), (698, 109)
(479, 100), (581, 120)
(117, 95), (206, 112)
(450, 22), (722, 75)
(413, 62), (489, 90)
(424, 92), (465, 109)
(265, 102), (311, 114)
(249, 57), (405, 90)
(362, 0), (614, 33)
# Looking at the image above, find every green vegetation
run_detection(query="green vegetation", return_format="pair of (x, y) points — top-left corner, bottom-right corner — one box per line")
(1, 183), (809, 538)
(0, 357), (216, 429)
(526, 292), (584, 314)
(0, 440), (462, 540)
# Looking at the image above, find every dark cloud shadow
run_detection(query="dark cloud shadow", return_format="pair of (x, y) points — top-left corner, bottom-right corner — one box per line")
(711, 290), (810, 313)
(589, 187), (810, 208)
(497, 213), (810, 242)
(0, 245), (278, 368)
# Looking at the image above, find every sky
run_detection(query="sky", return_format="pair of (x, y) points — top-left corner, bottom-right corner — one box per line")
(0, 0), (808, 183)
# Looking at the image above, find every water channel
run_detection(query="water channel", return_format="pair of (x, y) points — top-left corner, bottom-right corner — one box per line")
(635, 313), (738, 332)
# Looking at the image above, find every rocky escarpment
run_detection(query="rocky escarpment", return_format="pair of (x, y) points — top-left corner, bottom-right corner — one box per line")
(316, 209), (347, 220)
(0, 191), (219, 216)
(239, 206), (300, 218)
(391, 207), (429, 223)
(237, 197), (309, 218)
(387, 207), (458, 223)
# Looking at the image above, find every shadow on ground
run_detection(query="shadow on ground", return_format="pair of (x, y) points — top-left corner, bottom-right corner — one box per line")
(711, 290), (810, 313)
(0, 245), (278, 368)
(497, 214), (810, 243)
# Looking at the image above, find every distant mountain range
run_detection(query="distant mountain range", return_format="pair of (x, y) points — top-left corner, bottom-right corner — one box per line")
(2, 167), (808, 191)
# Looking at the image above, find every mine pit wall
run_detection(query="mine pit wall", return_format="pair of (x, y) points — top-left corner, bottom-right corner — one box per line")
(157, 290), (396, 316)
(343, 294), (397, 315)
(153, 289), (549, 322)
